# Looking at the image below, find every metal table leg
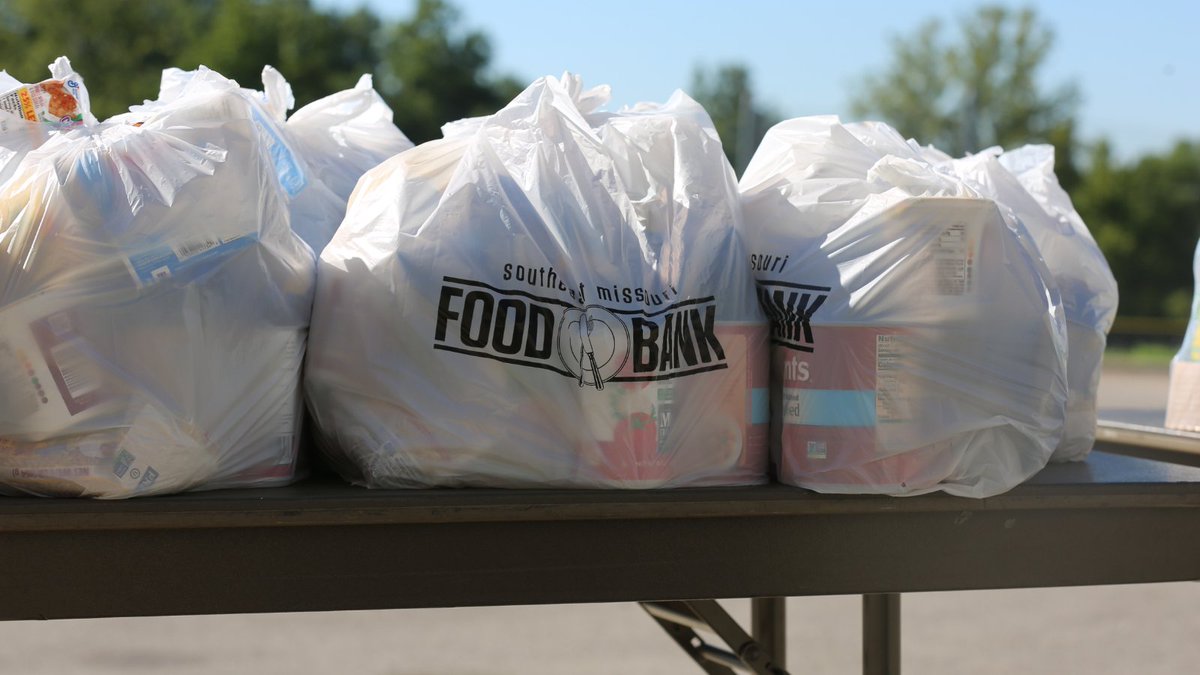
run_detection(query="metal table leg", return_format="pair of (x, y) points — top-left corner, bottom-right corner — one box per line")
(863, 593), (900, 675)
(752, 597), (786, 671)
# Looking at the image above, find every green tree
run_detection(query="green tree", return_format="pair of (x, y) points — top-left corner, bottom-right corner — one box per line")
(180, 0), (381, 108)
(1074, 141), (1200, 319)
(377, 0), (522, 143)
(0, 0), (210, 119)
(851, 6), (1079, 177)
(0, 0), (521, 138)
(690, 63), (778, 176)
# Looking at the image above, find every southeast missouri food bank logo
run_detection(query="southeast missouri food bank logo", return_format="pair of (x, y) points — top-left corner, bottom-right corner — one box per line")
(433, 276), (728, 386)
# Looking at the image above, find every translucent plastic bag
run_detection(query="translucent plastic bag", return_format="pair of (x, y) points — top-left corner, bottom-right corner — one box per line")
(306, 74), (769, 488)
(934, 145), (1118, 461)
(122, 66), (409, 255)
(0, 79), (315, 498)
(739, 116), (1068, 497)
(1167, 241), (1200, 430)
(285, 74), (413, 203)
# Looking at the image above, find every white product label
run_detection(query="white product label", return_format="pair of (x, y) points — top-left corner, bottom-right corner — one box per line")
(171, 237), (221, 261)
(930, 222), (976, 295)
(876, 334), (910, 423)
(274, 333), (302, 465)
(806, 440), (827, 459)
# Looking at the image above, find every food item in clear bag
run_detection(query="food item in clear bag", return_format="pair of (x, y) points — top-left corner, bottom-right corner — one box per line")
(932, 145), (1119, 461)
(0, 80), (314, 498)
(0, 59), (89, 127)
(775, 324), (918, 488)
(739, 116), (1068, 497)
(121, 65), (410, 255)
(0, 56), (94, 185)
(579, 323), (767, 485)
(306, 74), (769, 488)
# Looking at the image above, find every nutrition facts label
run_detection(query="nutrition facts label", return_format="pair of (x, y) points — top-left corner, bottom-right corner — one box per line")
(876, 334), (910, 423)
(931, 222), (976, 296)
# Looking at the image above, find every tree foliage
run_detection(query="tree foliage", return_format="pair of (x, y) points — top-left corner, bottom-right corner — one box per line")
(180, 0), (381, 109)
(4, 1), (1196, 323)
(848, 5), (1200, 322)
(1074, 141), (1200, 319)
(377, 0), (522, 143)
(690, 64), (778, 176)
(0, 0), (210, 118)
(0, 0), (517, 141)
(851, 6), (1078, 166)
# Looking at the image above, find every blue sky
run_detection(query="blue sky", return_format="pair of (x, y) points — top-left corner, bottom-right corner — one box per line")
(321, 0), (1198, 161)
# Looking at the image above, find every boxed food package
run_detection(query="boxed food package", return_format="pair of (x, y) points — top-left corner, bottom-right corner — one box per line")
(0, 73), (315, 498)
(305, 74), (769, 488)
(933, 145), (1118, 461)
(739, 116), (1068, 497)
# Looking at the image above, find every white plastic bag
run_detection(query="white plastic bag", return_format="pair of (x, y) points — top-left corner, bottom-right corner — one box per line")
(934, 145), (1118, 460)
(122, 66), (409, 255)
(0, 78), (314, 498)
(739, 116), (1068, 497)
(286, 74), (413, 203)
(1167, 240), (1200, 430)
(305, 74), (769, 488)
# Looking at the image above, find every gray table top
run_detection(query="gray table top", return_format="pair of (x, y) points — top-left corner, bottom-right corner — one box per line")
(3, 445), (1198, 621)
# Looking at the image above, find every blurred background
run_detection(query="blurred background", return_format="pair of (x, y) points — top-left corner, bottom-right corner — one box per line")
(1, 0), (1197, 672)
(3, 0), (1195, 345)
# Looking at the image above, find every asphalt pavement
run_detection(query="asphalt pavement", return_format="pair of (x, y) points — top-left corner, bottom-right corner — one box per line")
(0, 364), (1195, 674)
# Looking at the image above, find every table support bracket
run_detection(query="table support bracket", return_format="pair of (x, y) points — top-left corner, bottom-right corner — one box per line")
(640, 599), (789, 674)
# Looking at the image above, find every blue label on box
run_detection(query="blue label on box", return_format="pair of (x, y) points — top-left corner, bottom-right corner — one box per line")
(126, 235), (256, 287)
(250, 107), (306, 197)
(750, 387), (770, 425)
(782, 389), (877, 427)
